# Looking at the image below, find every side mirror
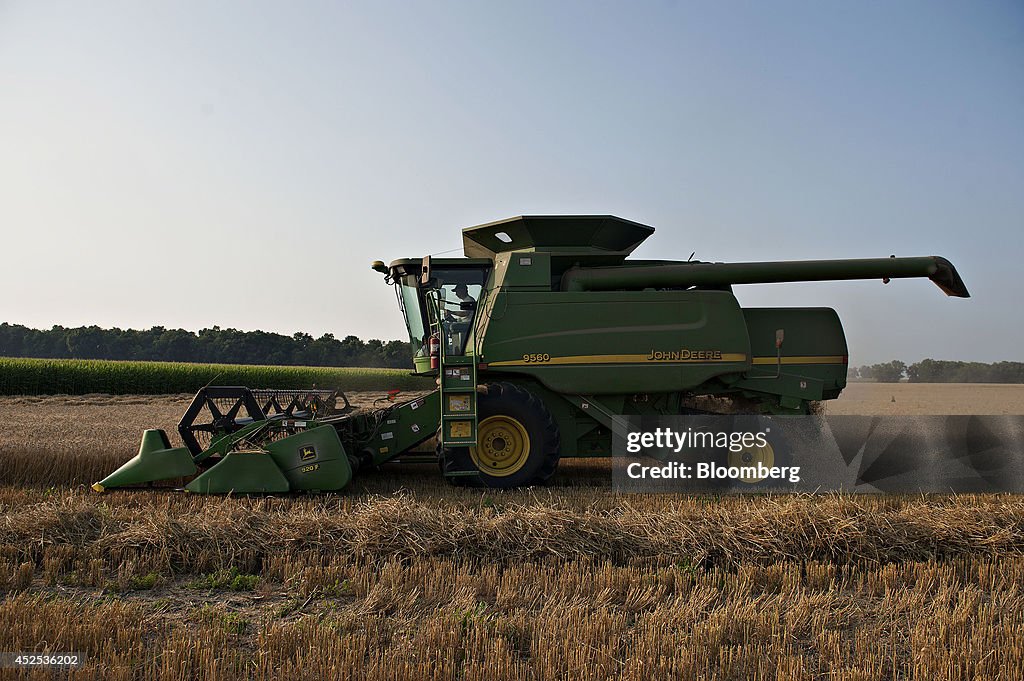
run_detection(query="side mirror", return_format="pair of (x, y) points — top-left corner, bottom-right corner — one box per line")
(420, 255), (432, 286)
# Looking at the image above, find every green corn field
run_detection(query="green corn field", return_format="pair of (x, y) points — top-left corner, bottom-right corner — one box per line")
(0, 358), (431, 396)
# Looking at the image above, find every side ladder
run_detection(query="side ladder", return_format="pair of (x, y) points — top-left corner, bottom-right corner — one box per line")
(439, 354), (478, 448)
(426, 289), (479, 453)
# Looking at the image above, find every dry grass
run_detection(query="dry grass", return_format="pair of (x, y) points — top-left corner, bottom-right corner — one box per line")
(3, 492), (1023, 572)
(2, 386), (1024, 679)
(2, 555), (1023, 681)
(2, 489), (1024, 680)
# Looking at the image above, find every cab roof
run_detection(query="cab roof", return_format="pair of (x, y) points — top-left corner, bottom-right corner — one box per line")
(462, 215), (655, 259)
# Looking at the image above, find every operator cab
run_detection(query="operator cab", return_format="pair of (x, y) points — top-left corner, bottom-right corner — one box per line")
(383, 258), (491, 373)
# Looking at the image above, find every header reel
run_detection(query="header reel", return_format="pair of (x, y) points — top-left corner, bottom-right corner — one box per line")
(93, 386), (355, 494)
(178, 387), (351, 457)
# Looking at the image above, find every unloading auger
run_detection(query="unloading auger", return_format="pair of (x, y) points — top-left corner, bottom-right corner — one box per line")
(94, 215), (969, 494)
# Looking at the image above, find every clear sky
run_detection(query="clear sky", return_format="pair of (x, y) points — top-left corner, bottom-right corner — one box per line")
(1, 1), (1021, 364)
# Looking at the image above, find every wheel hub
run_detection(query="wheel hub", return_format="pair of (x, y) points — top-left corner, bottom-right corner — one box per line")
(470, 415), (531, 477)
(727, 443), (776, 484)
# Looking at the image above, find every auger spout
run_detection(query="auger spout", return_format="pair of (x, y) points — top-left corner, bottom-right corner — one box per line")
(560, 256), (970, 298)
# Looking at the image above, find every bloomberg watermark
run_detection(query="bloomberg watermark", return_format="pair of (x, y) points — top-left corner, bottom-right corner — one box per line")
(612, 414), (1024, 493)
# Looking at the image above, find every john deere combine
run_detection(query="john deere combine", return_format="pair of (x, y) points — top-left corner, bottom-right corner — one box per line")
(93, 215), (969, 493)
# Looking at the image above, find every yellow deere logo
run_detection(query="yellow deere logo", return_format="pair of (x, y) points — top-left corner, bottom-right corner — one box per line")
(299, 445), (317, 461)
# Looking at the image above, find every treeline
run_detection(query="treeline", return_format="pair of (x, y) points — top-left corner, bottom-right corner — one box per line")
(0, 323), (414, 369)
(851, 359), (1024, 383)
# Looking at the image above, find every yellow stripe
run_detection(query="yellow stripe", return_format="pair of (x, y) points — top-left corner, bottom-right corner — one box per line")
(488, 352), (748, 367)
(487, 353), (846, 367)
(751, 355), (846, 365)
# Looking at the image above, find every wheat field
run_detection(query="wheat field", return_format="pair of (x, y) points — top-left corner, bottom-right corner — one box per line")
(1, 384), (1023, 680)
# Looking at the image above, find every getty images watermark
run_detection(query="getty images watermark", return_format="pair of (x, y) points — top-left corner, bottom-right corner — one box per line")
(612, 414), (1024, 493)
(624, 426), (801, 484)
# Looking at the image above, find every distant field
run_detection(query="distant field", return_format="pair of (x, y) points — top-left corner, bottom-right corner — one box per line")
(0, 357), (431, 395)
(828, 382), (1024, 415)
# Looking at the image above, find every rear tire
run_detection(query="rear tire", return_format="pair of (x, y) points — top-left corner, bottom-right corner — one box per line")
(717, 415), (793, 490)
(439, 382), (560, 488)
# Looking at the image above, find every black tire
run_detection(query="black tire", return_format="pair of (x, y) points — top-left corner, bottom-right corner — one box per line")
(439, 382), (560, 488)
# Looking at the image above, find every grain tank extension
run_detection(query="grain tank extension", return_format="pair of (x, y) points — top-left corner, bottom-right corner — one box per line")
(94, 215), (968, 492)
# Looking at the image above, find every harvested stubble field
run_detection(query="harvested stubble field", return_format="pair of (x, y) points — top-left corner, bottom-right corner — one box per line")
(1, 384), (1024, 680)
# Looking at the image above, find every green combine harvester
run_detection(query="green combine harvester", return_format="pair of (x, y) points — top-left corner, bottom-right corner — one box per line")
(93, 216), (969, 493)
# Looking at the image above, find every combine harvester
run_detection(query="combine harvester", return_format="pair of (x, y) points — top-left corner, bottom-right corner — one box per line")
(94, 216), (969, 493)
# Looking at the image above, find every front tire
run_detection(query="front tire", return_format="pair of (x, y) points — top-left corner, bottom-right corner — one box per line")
(439, 382), (560, 488)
